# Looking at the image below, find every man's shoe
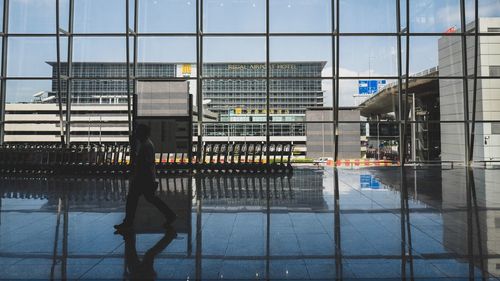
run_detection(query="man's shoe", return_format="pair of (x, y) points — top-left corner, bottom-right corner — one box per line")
(114, 222), (133, 231)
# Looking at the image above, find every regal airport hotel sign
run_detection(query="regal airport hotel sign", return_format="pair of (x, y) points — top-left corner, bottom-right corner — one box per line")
(226, 63), (298, 71)
(177, 63), (302, 77)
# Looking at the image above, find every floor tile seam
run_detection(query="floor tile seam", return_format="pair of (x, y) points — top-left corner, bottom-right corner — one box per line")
(222, 214), (238, 257)
(0, 213), (59, 234)
(425, 261), (468, 279)
(62, 212), (113, 232)
(290, 213), (325, 234)
(405, 222), (449, 251)
(334, 215), (381, 253)
(200, 211), (212, 229)
(316, 217), (336, 238)
(76, 237), (125, 279)
(278, 257), (312, 280)
(0, 227), (63, 252)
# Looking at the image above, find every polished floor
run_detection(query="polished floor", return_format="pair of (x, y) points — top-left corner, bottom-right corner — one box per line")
(0, 166), (499, 280)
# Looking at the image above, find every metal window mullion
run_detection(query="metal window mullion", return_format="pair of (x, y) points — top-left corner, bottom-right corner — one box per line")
(396, 0), (405, 166)
(55, 0), (65, 146)
(125, 0), (132, 138)
(6, 31), (492, 37)
(55, 31), (496, 37)
(468, 0), (479, 163)
(403, 2), (415, 275)
(333, 0), (340, 163)
(0, 0), (9, 145)
(265, 0), (270, 165)
(332, 2), (343, 279)
(459, 0), (470, 166)
(133, 0), (138, 123)
(403, 0), (411, 165)
(65, 0), (75, 147)
(396, 1), (407, 276)
(196, 0), (204, 161)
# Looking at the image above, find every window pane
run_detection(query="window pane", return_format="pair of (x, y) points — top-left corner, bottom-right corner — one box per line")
(204, 0), (265, 33)
(468, 79), (500, 122)
(0, 0), (3, 31)
(472, 122), (500, 163)
(468, 79), (500, 162)
(59, 0), (70, 32)
(269, 79), (328, 115)
(339, 36), (398, 77)
(7, 37), (57, 77)
(338, 120), (363, 160)
(341, 79), (395, 108)
(203, 37), (266, 77)
(4, 80), (62, 144)
(203, 122), (268, 140)
(69, 102), (129, 143)
(407, 36), (463, 77)
(137, 37), (197, 78)
(8, 0), (56, 33)
(465, 0), (500, 26)
(409, 0), (461, 33)
(74, 0), (126, 33)
(340, 0), (396, 33)
(138, 0), (195, 33)
(437, 35), (464, 77)
(476, 35), (500, 77)
(270, 37), (331, 78)
(270, 0), (331, 33)
(5, 79), (52, 103)
(73, 37), (127, 75)
(203, 79), (267, 116)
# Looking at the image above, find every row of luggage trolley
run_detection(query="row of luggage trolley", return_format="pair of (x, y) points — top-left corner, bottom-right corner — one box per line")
(194, 142), (293, 172)
(0, 144), (130, 174)
(0, 141), (293, 174)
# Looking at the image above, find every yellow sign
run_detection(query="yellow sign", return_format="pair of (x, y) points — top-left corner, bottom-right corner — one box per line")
(235, 107), (242, 114)
(182, 64), (192, 76)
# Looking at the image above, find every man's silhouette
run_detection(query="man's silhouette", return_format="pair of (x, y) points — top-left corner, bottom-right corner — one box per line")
(115, 123), (176, 231)
(119, 226), (177, 280)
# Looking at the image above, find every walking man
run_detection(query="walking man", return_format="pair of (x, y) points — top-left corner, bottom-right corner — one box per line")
(115, 123), (176, 231)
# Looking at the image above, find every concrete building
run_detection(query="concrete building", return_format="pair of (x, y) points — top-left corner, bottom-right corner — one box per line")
(202, 62), (325, 115)
(4, 103), (129, 143)
(49, 61), (325, 115)
(439, 18), (500, 162)
(441, 169), (500, 276)
(49, 62), (182, 104)
(305, 107), (361, 159)
(43, 61), (325, 146)
(3, 103), (216, 143)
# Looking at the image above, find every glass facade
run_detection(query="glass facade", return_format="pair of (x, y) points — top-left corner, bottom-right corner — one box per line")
(0, 0), (499, 166)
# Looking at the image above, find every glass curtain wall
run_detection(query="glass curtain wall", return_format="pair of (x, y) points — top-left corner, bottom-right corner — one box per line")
(0, 0), (498, 166)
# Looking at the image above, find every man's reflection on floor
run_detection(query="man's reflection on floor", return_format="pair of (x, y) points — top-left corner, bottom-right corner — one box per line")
(118, 226), (177, 281)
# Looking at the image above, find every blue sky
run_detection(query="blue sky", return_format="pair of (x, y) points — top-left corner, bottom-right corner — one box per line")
(4, 0), (500, 105)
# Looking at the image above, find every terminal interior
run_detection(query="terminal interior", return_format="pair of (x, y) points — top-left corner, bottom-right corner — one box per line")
(1, 0), (500, 280)
(1, 167), (500, 280)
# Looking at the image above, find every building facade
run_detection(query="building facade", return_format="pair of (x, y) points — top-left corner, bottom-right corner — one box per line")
(439, 18), (500, 162)
(202, 62), (325, 115)
(5, 62), (325, 147)
(3, 103), (216, 143)
(49, 61), (325, 116)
